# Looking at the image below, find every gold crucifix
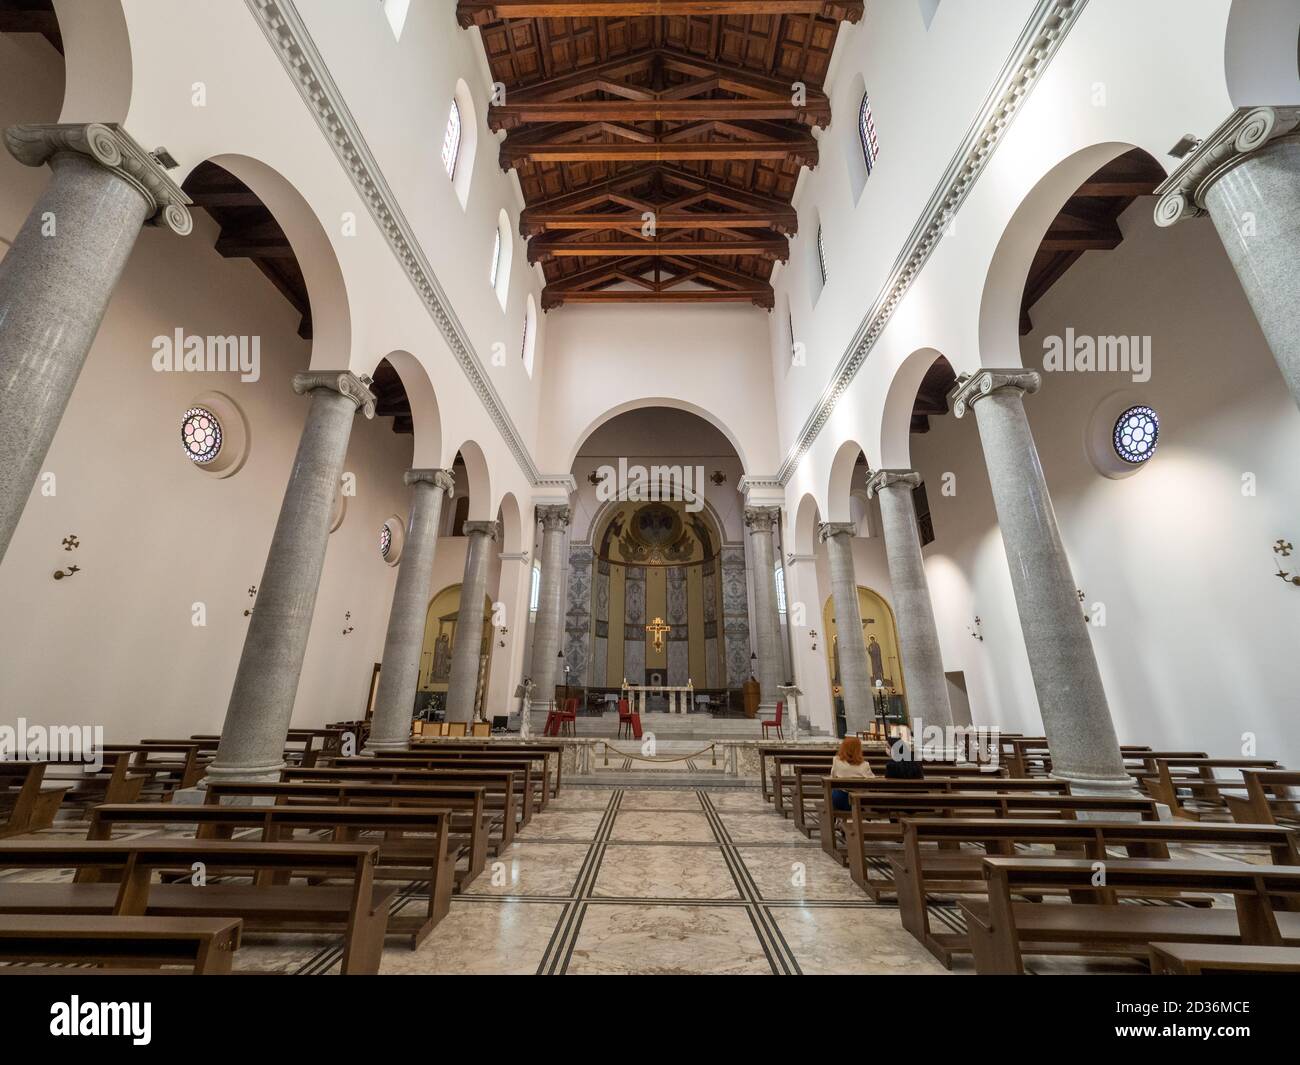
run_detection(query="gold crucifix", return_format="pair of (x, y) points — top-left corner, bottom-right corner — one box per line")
(647, 616), (672, 653)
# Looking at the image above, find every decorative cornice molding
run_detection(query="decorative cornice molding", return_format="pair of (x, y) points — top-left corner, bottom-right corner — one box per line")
(817, 521), (856, 543)
(534, 474), (577, 494)
(245, 0), (541, 482)
(4, 122), (193, 235)
(743, 506), (780, 533)
(865, 469), (921, 497)
(775, 0), (1088, 485)
(737, 475), (784, 494)
(1154, 106), (1300, 227)
(405, 468), (455, 494)
(291, 370), (377, 418)
(537, 504), (571, 531)
(950, 369), (1041, 419)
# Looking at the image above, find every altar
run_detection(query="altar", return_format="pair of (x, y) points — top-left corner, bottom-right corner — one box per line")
(622, 681), (695, 714)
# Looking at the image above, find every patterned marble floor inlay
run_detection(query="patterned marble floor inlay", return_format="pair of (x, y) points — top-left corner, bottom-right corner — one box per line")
(7, 783), (1218, 975)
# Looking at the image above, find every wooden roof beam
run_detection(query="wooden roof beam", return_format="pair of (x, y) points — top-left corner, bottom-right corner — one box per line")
(501, 136), (817, 167)
(528, 235), (789, 263)
(459, 2), (864, 28)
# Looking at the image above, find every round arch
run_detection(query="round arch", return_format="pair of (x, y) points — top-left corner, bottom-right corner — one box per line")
(496, 490), (524, 555)
(367, 349), (442, 469)
(192, 153), (355, 369)
(791, 492), (821, 556)
(1225, 0), (1300, 107)
(52, 0), (132, 126)
(564, 398), (750, 473)
(450, 439), (492, 522)
(825, 437), (868, 524)
(877, 346), (951, 470)
(978, 141), (1165, 366)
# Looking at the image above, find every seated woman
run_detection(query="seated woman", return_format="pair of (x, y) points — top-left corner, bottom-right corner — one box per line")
(830, 736), (874, 810)
(884, 739), (925, 779)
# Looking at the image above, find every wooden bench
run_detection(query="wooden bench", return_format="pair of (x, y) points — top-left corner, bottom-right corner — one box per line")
(891, 818), (1299, 966)
(0, 762), (69, 837)
(283, 765), (524, 837)
(97, 743), (205, 796)
(0, 838), (393, 974)
(357, 750), (552, 810)
(1141, 757), (1283, 819)
(770, 753), (996, 818)
(205, 779), (496, 886)
(87, 802), (454, 947)
(816, 776), (1072, 863)
(331, 757), (538, 823)
(1149, 942), (1300, 974)
(961, 858), (1300, 974)
(843, 791), (1161, 897)
(40, 752), (151, 814)
(1224, 770), (1300, 827)
(409, 740), (566, 798)
(0, 914), (241, 974)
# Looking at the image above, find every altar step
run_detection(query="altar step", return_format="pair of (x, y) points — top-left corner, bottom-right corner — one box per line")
(528, 709), (825, 740)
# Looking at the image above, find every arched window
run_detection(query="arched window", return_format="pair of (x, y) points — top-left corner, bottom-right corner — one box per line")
(441, 99), (462, 180)
(382, 0), (411, 40)
(816, 224), (828, 286)
(521, 294), (538, 376)
(775, 564), (787, 615)
(489, 228), (502, 289)
(529, 561), (542, 617)
(859, 91), (880, 175)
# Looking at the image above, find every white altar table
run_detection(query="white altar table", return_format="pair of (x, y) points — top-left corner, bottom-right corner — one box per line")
(622, 682), (695, 714)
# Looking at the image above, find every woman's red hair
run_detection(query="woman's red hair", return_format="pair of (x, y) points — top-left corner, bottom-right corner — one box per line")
(837, 736), (864, 765)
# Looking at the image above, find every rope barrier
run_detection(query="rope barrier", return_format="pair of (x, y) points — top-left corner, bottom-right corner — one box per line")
(601, 741), (719, 766)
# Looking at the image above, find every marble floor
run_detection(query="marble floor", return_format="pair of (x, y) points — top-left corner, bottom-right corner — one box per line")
(4, 785), (1262, 975)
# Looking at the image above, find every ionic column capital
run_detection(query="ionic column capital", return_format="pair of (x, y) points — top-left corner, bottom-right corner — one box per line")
(291, 371), (377, 419)
(743, 505), (780, 533)
(950, 369), (1041, 418)
(1155, 106), (1300, 227)
(866, 469), (921, 497)
(405, 468), (455, 494)
(4, 122), (193, 236)
(536, 505), (571, 531)
(463, 520), (500, 541)
(817, 521), (856, 543)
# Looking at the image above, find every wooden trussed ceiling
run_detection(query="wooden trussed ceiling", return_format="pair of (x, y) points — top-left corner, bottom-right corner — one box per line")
(460, 0), (863, 308)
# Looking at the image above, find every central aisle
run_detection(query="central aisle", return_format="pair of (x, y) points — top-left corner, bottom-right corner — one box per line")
(379, 784), (953, 976)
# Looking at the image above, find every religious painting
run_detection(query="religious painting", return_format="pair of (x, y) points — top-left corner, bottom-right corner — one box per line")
(823, 587), (904, 699)
(418, 583), (495, 694)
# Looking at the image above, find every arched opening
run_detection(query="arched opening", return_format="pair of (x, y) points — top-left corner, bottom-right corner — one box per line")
(822, 587), (906, 722)
(444, 78), (478, 210)
(365, 349), (442, 468)
(415, 583), (494, 721)
(521, 293), (538, 376)
(491, 208), (512, 310)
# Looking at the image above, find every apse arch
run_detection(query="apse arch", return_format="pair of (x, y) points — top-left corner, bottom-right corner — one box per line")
(584, 489), (731, 558)
(877, 346), (951, 470)
(191, 153), (355, 368)
(1224, 0), (1300, 106)
(449, 439), (492, 522)
(825, 438), (868, 524)
(978, 142), (1165, 369)
(564, 398), (750, 473)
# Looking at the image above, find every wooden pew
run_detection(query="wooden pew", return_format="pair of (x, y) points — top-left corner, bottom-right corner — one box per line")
(816, 776), (1071, 863)
(757, 744), (838, 802)
(359, 749), (553, 810)
(87, 803), (454, 947)
(331, 757), (538, 822)
(770, 752), (996, 818)
(0, 915), (241, 974)
(843, 792), (1161, 898)
(0, 838), (393, 974)
(0, 762), (68, 837)
(284, 765), (525, 836)
(1149, 943), (1300, 974)
(40, 752), (149, 814)
(409, 740), (566, 798)
(961, 857), (1300, 974)
(1141, 757), (1283, 819)
(206, 779), (496, 885)
(891, 818), (1299, 967)
(1225, 770), (1300, 827)
(97, 743), (205, 796)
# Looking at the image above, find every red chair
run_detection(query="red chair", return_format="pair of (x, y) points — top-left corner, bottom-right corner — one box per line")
(761, 700), (785, 740)
(555, 697), (578, 737)
(617, 698), (634, 739)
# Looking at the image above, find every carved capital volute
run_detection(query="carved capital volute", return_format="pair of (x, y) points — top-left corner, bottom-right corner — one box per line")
(950, 369), (1041, 419)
